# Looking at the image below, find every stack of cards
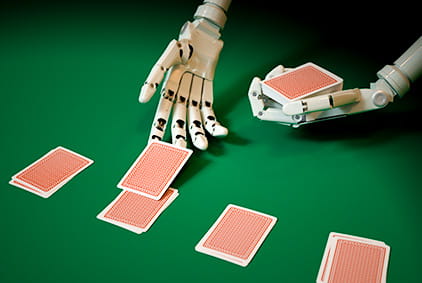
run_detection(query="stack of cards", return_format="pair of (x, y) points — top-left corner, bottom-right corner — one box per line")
(97, 141), (192, 233)
(9, 146), (93, 198)
(195, 204), (277, 267)
(317, 232), (390, 283)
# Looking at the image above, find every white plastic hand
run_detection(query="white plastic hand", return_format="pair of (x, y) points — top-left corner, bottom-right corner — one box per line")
(249, 37), (422, 127)
(139, 19), (228, 150)
(248, 64), (393, 127)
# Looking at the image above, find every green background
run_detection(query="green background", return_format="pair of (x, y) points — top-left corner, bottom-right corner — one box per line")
(1, 1), (421, 282)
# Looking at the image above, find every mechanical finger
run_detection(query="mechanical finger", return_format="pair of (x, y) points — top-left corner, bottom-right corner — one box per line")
(282, 89), (362, 116)
(139, 39), (189, 103)
(264, 65), (286, 80)
(147, 68), (183, 143)
(188, 75), (208, 150)
(171, 72), (192, 148)
(201, 79), (228, 137)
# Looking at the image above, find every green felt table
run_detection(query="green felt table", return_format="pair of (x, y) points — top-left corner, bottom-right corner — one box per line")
(1, 1), (421, 282)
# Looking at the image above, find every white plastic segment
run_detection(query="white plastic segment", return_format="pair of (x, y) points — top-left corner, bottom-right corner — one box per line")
(204, 0), (231, 11)
(194, 0), (232, 29)
(282, 89), (361, 115)
(264, 65), (286, 80)
(178, 21), (223, 80)
(303, 88), (392, 124)
(394, 36), (422, 82)
(201, 79), (228, 137)
(148, 67), (184, 143)
(248, 76), (298, 125)
(171, 72), (192, 148)
(188, 76), (208, 150)
(377, 36), (422, 97)
(248, 77), (264, 117)
(148, 93), (173, 142)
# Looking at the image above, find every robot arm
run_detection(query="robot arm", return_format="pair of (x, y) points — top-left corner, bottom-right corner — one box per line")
(249, 36), (422, 127)
(139, 0), (231, 150)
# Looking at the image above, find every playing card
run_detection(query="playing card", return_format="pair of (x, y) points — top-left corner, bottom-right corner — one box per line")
(9, 179), (50, 198)
(117, 141), (192, 200)
(11, 146), (93, 198)
(317, 232), (390, 283)
(195, 204), (277, 267)
(262, 62), (343, 105)
(317, 232), (387, 282)
(97, 188), (178, 234)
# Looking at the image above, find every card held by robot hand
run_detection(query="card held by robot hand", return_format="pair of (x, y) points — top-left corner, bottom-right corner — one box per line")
(117, 141), (192, 200)
(195, 204), (277, 267)
(262, 62), (343, 105)
(10, 146), (93, 198)
(317, 232), (390, 283)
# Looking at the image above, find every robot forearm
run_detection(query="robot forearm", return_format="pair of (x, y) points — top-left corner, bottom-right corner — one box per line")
(193, 0), (231, 30)
(377, 36), (422, 97)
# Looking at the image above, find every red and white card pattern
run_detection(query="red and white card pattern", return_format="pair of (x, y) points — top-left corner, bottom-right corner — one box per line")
(97, 188), (178, 234)
(98, 141), (191, 233)
(317, 232), (390, 283)
(195, 204), (277, 267)
(262, 62), (343, 105)
(117, 141), (192, 200)
(10, 146), (93, 198)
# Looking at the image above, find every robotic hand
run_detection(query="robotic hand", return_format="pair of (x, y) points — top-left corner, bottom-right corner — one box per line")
(139, 0), (231, 150)
(249, 36), (422, 127)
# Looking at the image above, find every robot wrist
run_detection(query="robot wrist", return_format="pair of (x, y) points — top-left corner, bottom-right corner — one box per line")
(194, 0), (231, 29)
